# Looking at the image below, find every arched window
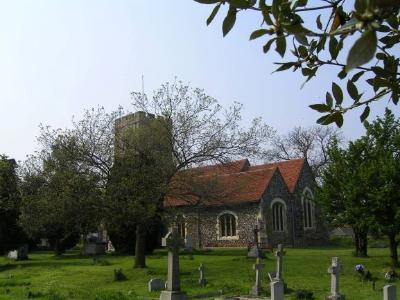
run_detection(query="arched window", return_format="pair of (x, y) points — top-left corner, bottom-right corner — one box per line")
(219, 213), (237, 237)
(176, 215), (186, 239)
(302, 188), (315, 229)
(271, 200), (286, 232)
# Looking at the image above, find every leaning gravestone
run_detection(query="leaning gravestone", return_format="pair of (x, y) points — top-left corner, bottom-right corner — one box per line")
(383, 285), (396, 300)
(325, 257), (344, 300)
(250, 258), (264, 297)
(17, 245), (29, 260)
(274, 244), (285, 284)
(198, 263), (207, 287)
(149, 279), (165, 292)
(159, 227), (188, 300)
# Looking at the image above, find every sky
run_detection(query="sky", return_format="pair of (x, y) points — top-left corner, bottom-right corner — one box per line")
(0, 0), (398, 162)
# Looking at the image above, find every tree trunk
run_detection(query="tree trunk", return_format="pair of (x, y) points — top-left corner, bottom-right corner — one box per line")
(388, 233), (399, 267)
(134, 224), (146, 268)
(359, 230), (368, 257)
(196, 209), (202, 249)
(353, 227), (360, 257)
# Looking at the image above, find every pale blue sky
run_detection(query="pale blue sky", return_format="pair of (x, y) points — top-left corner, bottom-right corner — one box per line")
(0, 1), (396, 161)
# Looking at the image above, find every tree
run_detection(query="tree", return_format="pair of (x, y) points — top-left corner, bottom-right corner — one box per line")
(0, 156), (26, 254)
(360, 109), (400, 266)
(318, 139), (372, 257)
(194, 0), (400, 126)
(19, 136), (102, 255)
(126, 80), (273, 262)
(267, 125), (342, 180)
(106, 116), (174, 268)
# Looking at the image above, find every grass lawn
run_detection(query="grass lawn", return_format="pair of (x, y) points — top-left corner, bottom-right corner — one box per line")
(0, 247), (398, 300)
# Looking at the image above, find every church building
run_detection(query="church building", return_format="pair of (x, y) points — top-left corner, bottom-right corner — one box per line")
(164, 158), (328, 248)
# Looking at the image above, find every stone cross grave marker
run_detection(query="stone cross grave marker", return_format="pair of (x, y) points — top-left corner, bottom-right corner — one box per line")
(159, 227), (188, 300)
(325, 257), (343, 300)
(274, 244), (285, 283)
(198, 263), (207, 287)
(384, 285), (397, 300)
(250, 258), (264, 297)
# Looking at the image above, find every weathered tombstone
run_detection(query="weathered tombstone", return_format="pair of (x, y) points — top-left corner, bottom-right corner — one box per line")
(268, 272), (276, 282)
(325, 257), (343, 300)
(149, 279), (165, 292)
(250, 258), (264, 297)
(270, 280), (284, 300)
(7, 250), (18, 260)
(17, 245), (29, 260)
(247, 225), (264, 258)
(383, 285), (396, 300)
(185, 236), (193, 252)
(198, 263), (207, 287)
(274, 244), (285, 283)
(159, 227), (188, 300)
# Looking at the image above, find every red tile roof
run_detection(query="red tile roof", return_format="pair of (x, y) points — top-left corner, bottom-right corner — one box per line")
(164, 158), (305, 207)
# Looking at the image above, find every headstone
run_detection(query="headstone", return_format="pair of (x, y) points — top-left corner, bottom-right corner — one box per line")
(149, 279), (165, 292)
(247, 225), (264, 258)
(325, 257), (343, 300)
(17, 245), (28, 260)
(274, 244), (285, 283)
(159, 227), (188, 300)
(270, 280), (284, 300)
(185, 236), (193, 252)
(198, 263), (207, 287)
(7, 250), (18, 260)
(250, 258), (264, 297)
(268, 272), (276, 283)
(383, 285), (396, 300)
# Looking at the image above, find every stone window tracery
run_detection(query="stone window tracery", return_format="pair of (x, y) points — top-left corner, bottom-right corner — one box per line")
(302, 188), (315, 229)
(271, 200), (286, 232)
(218, 213), (237, 237)
(176, 215), (186, 238)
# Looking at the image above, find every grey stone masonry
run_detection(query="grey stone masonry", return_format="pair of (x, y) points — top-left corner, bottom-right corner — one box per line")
(159, 227), (188, 300)
(149, 279), (165, 292)
(383, 285), (396, 300)
(325, 257), (343, 300)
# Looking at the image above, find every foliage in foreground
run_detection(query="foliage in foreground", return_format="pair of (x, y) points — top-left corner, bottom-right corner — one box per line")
(195, 0), (399, 126)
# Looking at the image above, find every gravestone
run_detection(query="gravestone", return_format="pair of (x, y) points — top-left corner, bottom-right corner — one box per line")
(159, 227), (188, 300)
(7, 250), (18, 260)
(17, 245), (29, 260)
(198, 263), (207, 287)
(185, 236), (193, 252)
(268, 272), (276, 283)
(247, 225), (264, 258)
(149, 279), (165, 292)
(274, 244), (285, 283)
(325, 257), (343, 300)
(383, 285), (396, 300)
(270, 280), (284, 300)
(250, 258), (264, 297)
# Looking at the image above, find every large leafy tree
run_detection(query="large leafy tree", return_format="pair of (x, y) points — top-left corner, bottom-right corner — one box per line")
(318, 139), (372, 257)
(0, 156), (26, 254)
(195, 0), (399, 126)
(361, 109), (400, 267)
(19, 136), (102, 255)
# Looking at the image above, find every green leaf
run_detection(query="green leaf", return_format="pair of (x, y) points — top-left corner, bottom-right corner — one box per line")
(332, 83), (343, 105)
(347, 80), (359, 100)
(337, 69), (347, 79)
(206, 3), (221, 26)
(346, 29), (377, 72)
(263, 39), (275, 53)
(351, 71), (365, 82)
(271, 0), (282, 19)
(333, 112), (344, 127)
(316, 15), (322, 30)
(249, 29), (269, 40)
(329, 37), (339, 60)
(222, 7), (237, 37)
(230, 0), (251, 9)
(273, 62), (296, 72)
(326, 92), (333, 107)
(309, 104), (331, 113)
(297, 0), (308, 7)
(275, 35), (286, 58)
(360, 106), (370, 122)
(316, 114), (336, 125)
(294, 33), (309, 46)
(194, 0), (220, 3)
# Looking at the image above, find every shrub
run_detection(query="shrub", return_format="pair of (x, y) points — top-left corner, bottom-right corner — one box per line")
(294, 289), (314, 300)
(113, 269), (127, 282)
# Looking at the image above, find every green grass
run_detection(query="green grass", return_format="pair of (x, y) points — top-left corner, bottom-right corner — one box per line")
(0, 247), (398, 300)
